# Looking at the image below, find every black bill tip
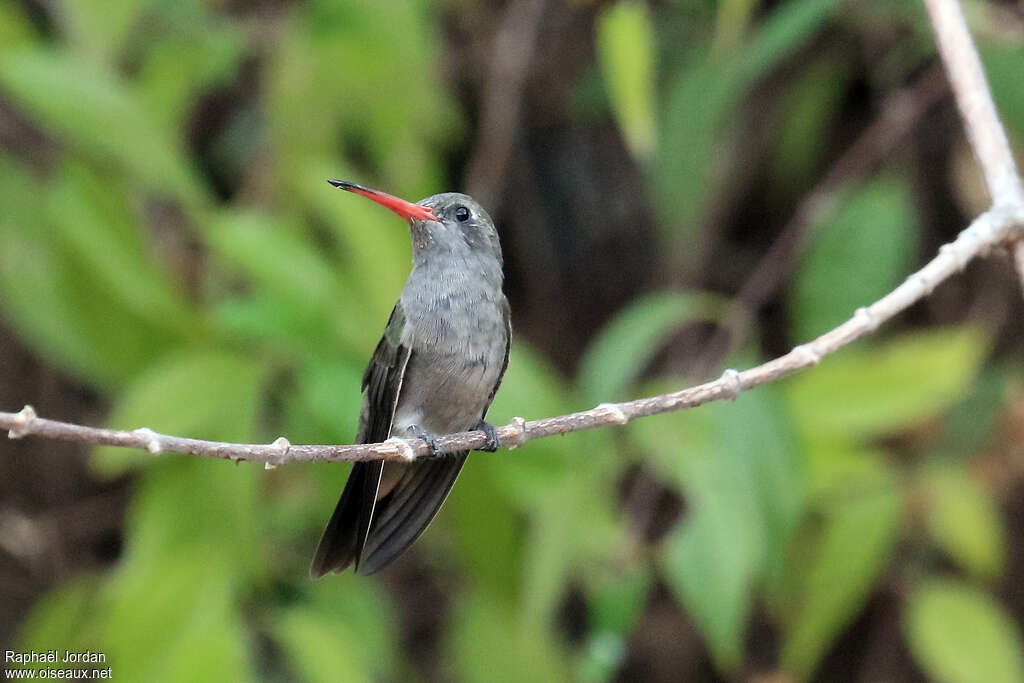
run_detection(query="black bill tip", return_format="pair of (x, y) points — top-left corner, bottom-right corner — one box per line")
(327, 179), (437, 222)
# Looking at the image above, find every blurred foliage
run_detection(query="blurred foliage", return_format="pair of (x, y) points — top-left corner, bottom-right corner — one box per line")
(596, 0), (657, 160)
(1, 0), (1023, 681)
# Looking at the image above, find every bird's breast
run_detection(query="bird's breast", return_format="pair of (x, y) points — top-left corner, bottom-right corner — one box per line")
(394, 280), (507, 435)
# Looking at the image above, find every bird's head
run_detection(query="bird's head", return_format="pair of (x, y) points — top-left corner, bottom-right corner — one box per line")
(328, 180), (502, 267)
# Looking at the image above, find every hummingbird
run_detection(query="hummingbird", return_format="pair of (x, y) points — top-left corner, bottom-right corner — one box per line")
(310, 180), (510, 577)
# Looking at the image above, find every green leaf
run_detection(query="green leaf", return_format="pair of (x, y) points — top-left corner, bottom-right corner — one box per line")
(780, 485), (902, 680)
(923, 466), (1005, 581)
(711, 0), (758, 52)
(447, 592), (570, 683)
(596, 0), (657, 160)
(579, 291), (725, 403)
(102, 556), (252, 683)
(92, 349), (270, 475)
(273, 607), (373, 683)
(521, 477), (623, 632)
(662, 472), (757, 672)
(48, 163), (196, 336)
(791, 177), (918, 339)
(103, 434), (261, 677)
(17, 578), (106, 663)
(448, 458), (523, 601)
(61, 0), (143, 67)
(124, 459), (261, 576)
(657, 0), (840, 248)
(135, 27), (246, 131)
(521, 491), (585, 632)
(266, 2), (453, 192)
(0, 163), (97, 381)
(205, 211), (338, 308)
(0, 163), (180, 387)
(212, 294), (331, 351)
(204, 212), (365, 349)
(786, 327), (988, 440)
(579, 567), (651, 682)
(652, 386), (800, 673)
(578, 632), (627, 683)
(720, 387), (804, 585)
(0, 49), (206, 209)
(0, 1), (35, 56)
(802, 440), (894, 503)
(981, 45), (1024, 143)
(772, 55), (848, 190)
(291, 357), (365, 444)
(300, 574), (398, 672)
(931, 365), (1008, 459)
(589, 565), (651, 636)
(906, 579), (1024, 683)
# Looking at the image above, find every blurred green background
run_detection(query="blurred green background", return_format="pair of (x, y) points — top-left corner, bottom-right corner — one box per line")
(1, 0), (1024, 680)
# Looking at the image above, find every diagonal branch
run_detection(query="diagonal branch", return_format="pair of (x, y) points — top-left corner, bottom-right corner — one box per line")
(4, 207), (1022, 467)
(923, 0), (1024, 291)
(923, 0), (1023, 208)
(3, 0), (1024, 467)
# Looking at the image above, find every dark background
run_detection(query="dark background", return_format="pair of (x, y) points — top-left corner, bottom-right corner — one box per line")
(2, 0), (1024, 680)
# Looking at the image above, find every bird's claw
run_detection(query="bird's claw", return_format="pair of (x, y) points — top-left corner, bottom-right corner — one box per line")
(410, 425), (444, 458)
(476, 420), (500, 452)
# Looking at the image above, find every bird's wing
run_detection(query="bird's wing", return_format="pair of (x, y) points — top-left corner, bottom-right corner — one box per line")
(484, 298), (512, 414)
(358, 303), (411, 444)
(309, 303), (410, 578)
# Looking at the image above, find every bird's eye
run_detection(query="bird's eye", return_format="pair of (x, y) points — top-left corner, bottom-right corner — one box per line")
(454, 206), (470, 222)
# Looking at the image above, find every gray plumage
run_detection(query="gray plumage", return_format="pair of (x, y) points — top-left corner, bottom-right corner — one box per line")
(311, 186), (510, 577)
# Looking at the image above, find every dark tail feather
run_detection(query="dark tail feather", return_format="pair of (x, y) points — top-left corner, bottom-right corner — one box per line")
(309, 462), (382, 579)
(358, 453), (468, 575)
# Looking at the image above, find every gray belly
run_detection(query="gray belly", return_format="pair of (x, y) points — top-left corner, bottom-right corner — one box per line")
(392, 347), (504, 435)
(391, 306), (507, 437)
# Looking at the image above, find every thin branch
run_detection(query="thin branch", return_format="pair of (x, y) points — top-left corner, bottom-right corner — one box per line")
(925, 0), (1024, 293)
(3, 0), (1024, 468)
(923, 0), (1024, 209)
(4, 206), (1022, 467)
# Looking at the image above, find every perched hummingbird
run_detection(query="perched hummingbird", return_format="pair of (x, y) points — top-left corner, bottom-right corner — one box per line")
(310, 181), (510, 577)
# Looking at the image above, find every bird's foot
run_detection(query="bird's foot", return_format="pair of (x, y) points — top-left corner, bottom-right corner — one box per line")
(409, 425), (444, 458)
(475, 420), (500, 452)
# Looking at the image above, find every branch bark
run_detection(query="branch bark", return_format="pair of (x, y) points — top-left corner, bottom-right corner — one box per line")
(3, 0), (1024, 467)
(923, 0), (1024, 209)
(923, 0), (1024, 289)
